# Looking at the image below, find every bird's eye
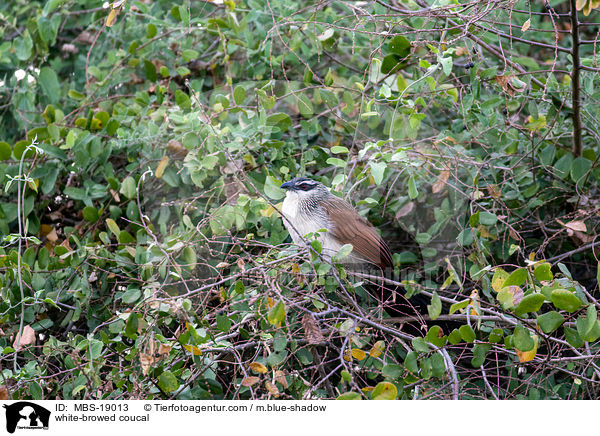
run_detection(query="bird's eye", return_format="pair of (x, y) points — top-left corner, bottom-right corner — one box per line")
(299, 183), (310, 191)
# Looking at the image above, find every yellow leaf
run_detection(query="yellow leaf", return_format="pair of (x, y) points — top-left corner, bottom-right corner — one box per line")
(106, 8), (119, 27)
(492, 268), (509, 292)
(249, 362), (268, 374)
(369, 340), (385, 358)
(28, 179), (39, 193)
(521, 18), (531, 32)
(516, 335), (538, 362)
(182, 344), (203, 356)
(155, 156), (169, 179)
(351, 348), (367, 360)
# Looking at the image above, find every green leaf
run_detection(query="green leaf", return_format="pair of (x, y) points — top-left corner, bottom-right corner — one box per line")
(571, 157), (592, 183)
(564, 326), (584, 348)
(479, 212), (497, 226)
(43, 0), (65, 15)
(0, 142), (11, 160)
(371, 381), (397, 400)
(144, 60), (157, 81)
(331, 145), (349, 154)
(448, 329), (462, 345)
(408, 175), (418, 199)
(125, 314), (138, 339)
(459, 325), (476, 343)
(29, 381), (43, 400)
(369, 161), (386, 185)
(266, 113), (292, 131)
(537, 311), (565, 333)
(120, 176), (137, 199)
(337, 392), (362, 400)
(264, 175), (284, 200)
(233, 86), (246, 105)
(14, 31), (33, 60)
(449, 299), (470, 315)
(297, 94), (314, 117)
(503, 268), (528, 288)
(513, 325), (534, 351)
(554, 152), (574, 179)
(471, 343), (490, 368)
(146, 23), (157, 39)
(381, 54), (403, 74)
(388, 35), (411, 57)
(88, 339), (103, 359)
(121, 287), (141, 304)
(105, 218), (120, 237)
(82, 206), (99, 223)
(534, 263), (553, 281)
(158, 371), (180, 393)
(217, 314), (232, 333)
(39, 67), (60, 104)
(267, 301), (286, 325)
(514, 293), (545, 316)
(175, 89), (191, 110)
(427, 291), (442, 320)
(333, 244), (353, 262)
(326, 157), (347, 168)
(576, 305), (600, 341)
(551, 289), (582, 313)
(37, 16), (60, 44)
(404, 351), (418, 374)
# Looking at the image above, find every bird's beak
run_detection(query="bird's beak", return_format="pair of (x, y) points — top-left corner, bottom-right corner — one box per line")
(280, 181), (293, 190)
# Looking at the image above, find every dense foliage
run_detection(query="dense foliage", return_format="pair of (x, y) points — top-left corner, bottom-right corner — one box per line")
(2, 0), (600, 400)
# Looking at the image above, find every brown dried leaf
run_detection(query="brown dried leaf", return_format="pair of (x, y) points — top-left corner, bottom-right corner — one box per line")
(0, 385), (8, 400)
(75, 31), (94, 45)
(61, 44), (79, 54)
(487, 184), (501, 199)
(264, 381), (280, 396)
(158, 344), (172, 355)
(395, 201), (414, 219)
(109, 189), (121, 202)
(431, 170), (450, 194)
(237, 258), (245, 272)
(274, 370), (288, 389)
(302, 313), (324, 345)
(13, 325), (36, 351)
(506, 285), (524, 306)
(167, 139), (188, 158)
(564, 220), (587, 232)
(139, 353), (154, 376)
(241, 376), (260, 387)
(521, 18), (531, 32)
(455, 46), (468, 56)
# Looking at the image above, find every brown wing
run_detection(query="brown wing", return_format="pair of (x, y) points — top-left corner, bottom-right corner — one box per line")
(323, 196), (393, 268)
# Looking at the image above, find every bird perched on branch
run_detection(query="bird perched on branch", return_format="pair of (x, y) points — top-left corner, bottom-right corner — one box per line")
(279, 176), (393, 269)
(279, 176), (429, 332)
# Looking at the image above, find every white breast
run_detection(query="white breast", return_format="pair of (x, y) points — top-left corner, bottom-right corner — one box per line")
(281, 192), (344, 260)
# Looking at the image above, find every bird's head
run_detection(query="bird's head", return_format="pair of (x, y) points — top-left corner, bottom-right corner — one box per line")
(280, 177), (329, 202)
(281, 177), (331, 209)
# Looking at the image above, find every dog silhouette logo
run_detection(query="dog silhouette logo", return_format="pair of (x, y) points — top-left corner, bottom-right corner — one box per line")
(3, 402), (50, 433)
